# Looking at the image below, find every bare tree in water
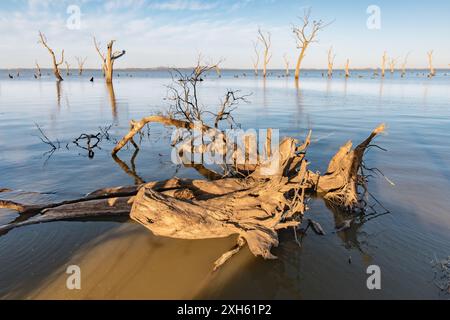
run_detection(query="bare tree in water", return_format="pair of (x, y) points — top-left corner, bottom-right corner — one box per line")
(94, 37), (126, 83)
(38, 31), (64, 81)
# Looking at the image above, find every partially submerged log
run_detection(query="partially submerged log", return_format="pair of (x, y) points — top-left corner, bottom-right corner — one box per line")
(0, 124), (386, 270)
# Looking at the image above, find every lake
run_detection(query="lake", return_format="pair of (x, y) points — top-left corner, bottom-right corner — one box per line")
(0, 68), (449, 299)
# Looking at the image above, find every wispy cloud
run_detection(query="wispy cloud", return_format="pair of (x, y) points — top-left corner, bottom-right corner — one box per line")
(150, 0), (218, 11)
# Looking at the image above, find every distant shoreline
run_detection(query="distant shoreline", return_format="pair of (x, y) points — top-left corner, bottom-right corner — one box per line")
(2, 67), (450, 72)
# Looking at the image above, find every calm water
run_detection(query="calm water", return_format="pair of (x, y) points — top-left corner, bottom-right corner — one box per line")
(0, 69), (449, 299)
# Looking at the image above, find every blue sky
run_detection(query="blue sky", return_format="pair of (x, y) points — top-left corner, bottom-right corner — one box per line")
(0, 0), (449, 69)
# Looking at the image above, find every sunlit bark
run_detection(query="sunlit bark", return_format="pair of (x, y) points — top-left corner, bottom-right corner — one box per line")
(345, 58), (350, 78)
(327, 46), (336, 78)
(76, 56), (87, 75)
(381, 51), (387, 77)
(38, 31), (64, 81)
(283, 53), (290, 76)
(257, 28), (272, 78)
(292, 8), (331, 80)
(427, 50), (435, 77)
(94, 37), (126, 83)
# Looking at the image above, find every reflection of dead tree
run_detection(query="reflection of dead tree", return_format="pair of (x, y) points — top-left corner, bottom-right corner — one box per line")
(72, 125), (113, 158)
(293, 8), (331, 80)
(38, 31), (64, 81)
(94, 37), (126, 83)
(34, 123), (61, 161)
(257, 28), (272, 78)
(327, 46), (336, 77)
(283, 53), (290, 76)
(401, 52), (411, 77)
(112, 150), (145, 185)
(75, 56), (87, 75)
(345, 58), (350, 78)
(381, 51), (387, 77)
(427, 50), (435, 77)
(35, 60), (41, 78)
(106, 83), (118, 120)
(252, 41), (260, 76)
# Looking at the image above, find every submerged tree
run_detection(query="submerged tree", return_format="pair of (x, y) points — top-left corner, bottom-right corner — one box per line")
(38, 31), (64, 81)
(64, 61), (70, 76)
(252, 41), (260, 76)
(76, 56), (88, 75)
(94, 37), (126, 83)
(35, 60), (41, 78)
(327, 46), (336, 78)
(345, 58), (350, 78)
(427, 50), (435, 77)
(283, 53), (290, 77)
(381, 51), (387, 77)
(257, 28), (272, 78)
(389, 57), (399, 74)
(401, 52), (411, 77)
(292, 8), (331, 80)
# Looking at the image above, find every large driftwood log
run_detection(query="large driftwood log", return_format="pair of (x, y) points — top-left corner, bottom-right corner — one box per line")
(0, 125), (385, 269)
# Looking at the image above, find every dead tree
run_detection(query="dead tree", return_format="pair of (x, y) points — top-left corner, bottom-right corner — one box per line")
(327, 46), (336, 78)
(389, 57), (399, 74)
(345, 58), (350, 78)
(252, 41), (260, 76)
(401, 52), (411, 77)
(381, 51), (387, 77)
(257, 28), (272, 78)
(427, 50), (435, 77)
(94, 37), (126, 83)
(292, 8), (331, 80)
(64, 61), (70, 76)
(35, 60), (41, 78)
(76, 56), (87, 75)
(38, 31), (64, 81)
(283, 53), (290, 76)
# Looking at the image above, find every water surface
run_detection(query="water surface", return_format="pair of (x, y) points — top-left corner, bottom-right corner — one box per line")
(0, 69), (449, 299)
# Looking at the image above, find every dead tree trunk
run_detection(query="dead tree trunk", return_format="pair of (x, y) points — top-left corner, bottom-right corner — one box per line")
(327, 46), (336, 78)
(257, 28), (272, 78)
(38, 31), (64, 81)
(381, 51), (387, 77)
(427, 50), (435, 77)
(64, 61), (70, 76)
(389, 57), (398, 74)
(293, 8), (331, 80)
(252, 41), (260, 76)
(401, 52), (410, 78)
(76, 57), (87, 75)
(94, 37), (126, 83)
(345, 58), (350, 78)
(283, 53), (290, 77)
(35, 60), (41, 78)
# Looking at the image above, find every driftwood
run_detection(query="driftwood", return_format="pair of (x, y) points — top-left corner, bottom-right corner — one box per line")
(0, 123), (385, 269)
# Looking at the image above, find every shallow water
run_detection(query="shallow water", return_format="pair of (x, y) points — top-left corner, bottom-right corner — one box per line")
(0, 69), (449, 299)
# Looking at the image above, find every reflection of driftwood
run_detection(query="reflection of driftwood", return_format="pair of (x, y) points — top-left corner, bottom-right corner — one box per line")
(1, 125), (385, 269)
(112, 150), (145, 185)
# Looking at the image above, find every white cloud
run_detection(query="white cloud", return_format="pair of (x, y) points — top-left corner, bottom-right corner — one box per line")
(150, 0), (218, 11)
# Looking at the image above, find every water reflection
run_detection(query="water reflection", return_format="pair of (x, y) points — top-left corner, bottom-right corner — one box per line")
(106, 82), (117, 121)
(55, 81), (62, 109)
(112, 150), (145, 185)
